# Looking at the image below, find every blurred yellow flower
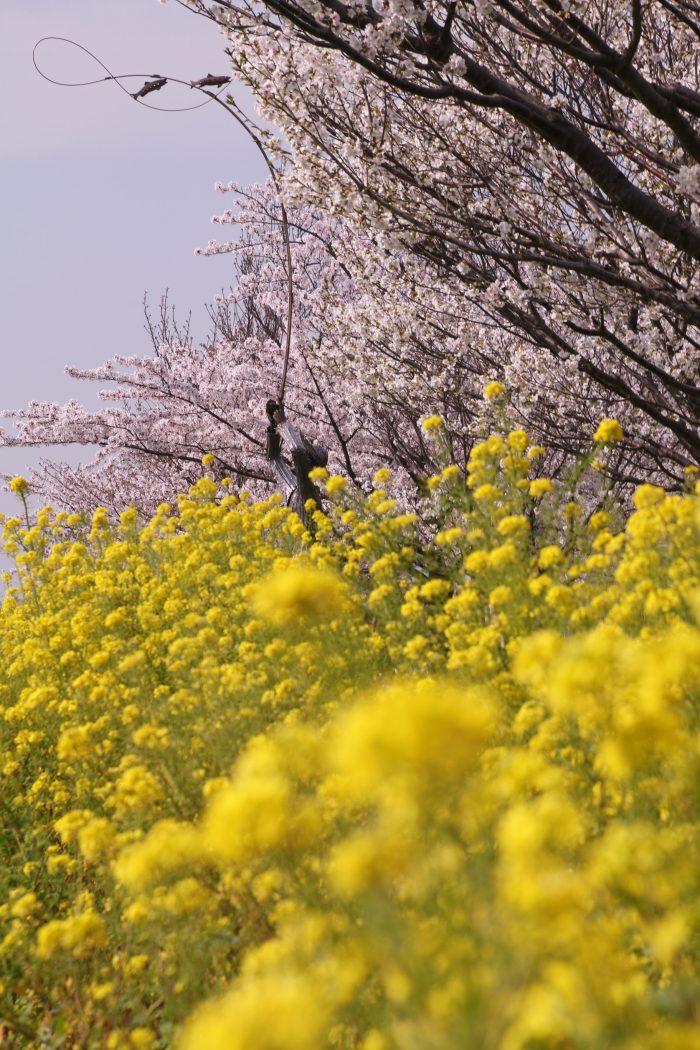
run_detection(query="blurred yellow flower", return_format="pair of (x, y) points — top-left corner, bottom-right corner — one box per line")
(253, 563), (349, 625)
(593, 418), (624, 443)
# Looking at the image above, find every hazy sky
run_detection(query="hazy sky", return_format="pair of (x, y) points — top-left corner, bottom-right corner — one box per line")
(1, 0), (265, 517)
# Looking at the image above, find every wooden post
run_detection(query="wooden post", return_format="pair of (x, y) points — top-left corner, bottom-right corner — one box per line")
(265, 400), (328, 525)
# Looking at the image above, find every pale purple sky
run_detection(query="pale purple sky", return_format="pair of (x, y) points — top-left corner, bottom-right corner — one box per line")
(1, 0), (265, 516)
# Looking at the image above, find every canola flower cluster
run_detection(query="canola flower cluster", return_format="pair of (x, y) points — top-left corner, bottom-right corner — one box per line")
(2, 416), (700, 1049)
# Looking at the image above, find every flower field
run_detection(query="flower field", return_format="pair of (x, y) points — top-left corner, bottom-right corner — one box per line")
(2, 422), (700, 1048)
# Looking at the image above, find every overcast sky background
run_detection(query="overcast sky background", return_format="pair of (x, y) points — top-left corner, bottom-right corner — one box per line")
(1, 0), (265, 519)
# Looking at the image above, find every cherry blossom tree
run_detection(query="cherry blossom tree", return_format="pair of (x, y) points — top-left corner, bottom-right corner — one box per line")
(182, 0), (700, 486)
(2, 185), (466, 513)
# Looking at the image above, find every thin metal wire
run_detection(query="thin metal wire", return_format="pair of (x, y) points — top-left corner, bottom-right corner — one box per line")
(33, 36), (220, 112)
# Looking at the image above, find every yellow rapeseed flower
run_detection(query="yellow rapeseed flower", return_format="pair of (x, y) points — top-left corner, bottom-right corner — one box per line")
(9, 475), (29, 496)
(253, 563), (349, 625)
(529, 478), (554, 498)
(325, 475), (348, 496)
(593, 418), (624, 443)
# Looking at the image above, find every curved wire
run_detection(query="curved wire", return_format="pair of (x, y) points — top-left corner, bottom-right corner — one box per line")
(33, 36), (219, 112)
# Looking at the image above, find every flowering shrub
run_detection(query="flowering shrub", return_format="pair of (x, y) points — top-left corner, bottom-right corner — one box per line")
(2, 425), (700, 1048)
